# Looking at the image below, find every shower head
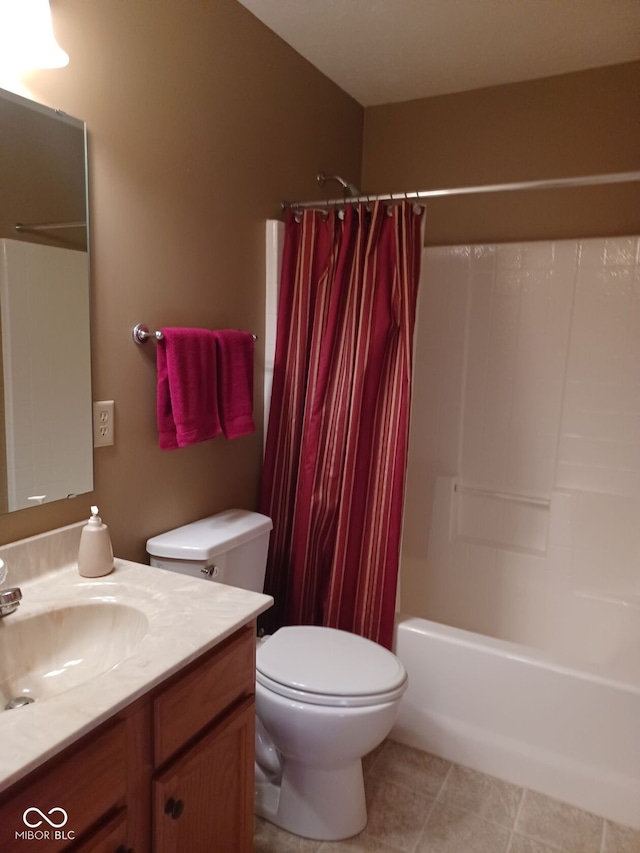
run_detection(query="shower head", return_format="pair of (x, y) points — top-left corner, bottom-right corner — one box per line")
(317, 171), (362, 198)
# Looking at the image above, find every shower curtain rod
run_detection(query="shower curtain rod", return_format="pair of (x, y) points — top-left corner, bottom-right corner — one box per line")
(281, 170), (640, 211)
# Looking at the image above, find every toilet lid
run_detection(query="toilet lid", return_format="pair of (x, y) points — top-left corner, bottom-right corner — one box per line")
(256, 626), (407, 701)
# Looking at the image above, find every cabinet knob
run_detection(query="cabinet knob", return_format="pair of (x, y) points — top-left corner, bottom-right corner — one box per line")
(164, 797), (185, 820)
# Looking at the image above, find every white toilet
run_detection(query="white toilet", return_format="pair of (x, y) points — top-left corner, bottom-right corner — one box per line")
(146, 509), (408, 841)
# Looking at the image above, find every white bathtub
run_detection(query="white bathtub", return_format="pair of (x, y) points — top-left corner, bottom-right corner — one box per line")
(391, 606), (640, 828)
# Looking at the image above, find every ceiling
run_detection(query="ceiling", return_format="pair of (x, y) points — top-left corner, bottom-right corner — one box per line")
(236, 0), (640, 107)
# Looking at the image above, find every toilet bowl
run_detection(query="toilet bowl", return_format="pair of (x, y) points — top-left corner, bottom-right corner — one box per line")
(254, 625), (407, 840)
(146, 510), (408, 841)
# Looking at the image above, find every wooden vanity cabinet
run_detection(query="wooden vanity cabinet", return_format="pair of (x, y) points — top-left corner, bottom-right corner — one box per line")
(0, 718), (131, 853)
(153, 698), (254, 853)
(0, 623), (256, 853)
(151, 624), (255, 853)
(70, 810), (129, 853)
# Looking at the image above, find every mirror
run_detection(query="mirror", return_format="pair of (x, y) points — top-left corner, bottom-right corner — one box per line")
(0, 87), (92, 512)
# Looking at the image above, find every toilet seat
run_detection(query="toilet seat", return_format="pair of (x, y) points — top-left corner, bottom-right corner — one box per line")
(256, 625), (408, 708)
(256, 669), (407, 707)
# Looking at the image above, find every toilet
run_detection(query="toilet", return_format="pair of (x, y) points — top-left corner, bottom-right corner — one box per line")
(146, 509), (408, 841)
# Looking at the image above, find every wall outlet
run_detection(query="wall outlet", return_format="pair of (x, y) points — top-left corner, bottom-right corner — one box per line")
(93, 400), (115, 447)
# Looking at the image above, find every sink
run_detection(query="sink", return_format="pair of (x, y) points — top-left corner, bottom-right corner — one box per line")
(0, 603), (149, 708)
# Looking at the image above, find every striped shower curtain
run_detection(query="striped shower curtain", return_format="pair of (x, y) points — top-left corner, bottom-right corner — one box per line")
(260, 201), (423, 649)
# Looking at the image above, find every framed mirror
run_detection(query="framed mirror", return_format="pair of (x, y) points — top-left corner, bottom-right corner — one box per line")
(0, 87), (92, 512)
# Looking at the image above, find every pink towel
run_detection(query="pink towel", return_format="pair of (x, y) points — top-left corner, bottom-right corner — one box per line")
(156, 328), (222, 450)
(214, 330), (256, 439)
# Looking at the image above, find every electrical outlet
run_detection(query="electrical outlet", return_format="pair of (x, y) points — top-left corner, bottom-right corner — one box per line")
(93, 400), (115, 447)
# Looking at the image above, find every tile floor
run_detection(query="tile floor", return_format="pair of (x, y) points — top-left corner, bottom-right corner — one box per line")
(254, 740), (640, 853)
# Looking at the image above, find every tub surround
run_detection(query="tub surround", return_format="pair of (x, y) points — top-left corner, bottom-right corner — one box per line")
(419, 477), (640, 671)
(403, 236), (640, 621)
(395, 235), (640, 830)
(0, 521), (272, 793)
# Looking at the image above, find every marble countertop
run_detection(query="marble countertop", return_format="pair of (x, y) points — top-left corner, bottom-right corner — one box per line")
(0, 557), (272, 792)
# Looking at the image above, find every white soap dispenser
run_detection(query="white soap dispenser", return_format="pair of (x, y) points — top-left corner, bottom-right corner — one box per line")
(78, 505), (114, 578)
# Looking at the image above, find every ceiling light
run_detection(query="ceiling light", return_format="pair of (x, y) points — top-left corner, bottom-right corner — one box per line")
(0, 0), (69, 77)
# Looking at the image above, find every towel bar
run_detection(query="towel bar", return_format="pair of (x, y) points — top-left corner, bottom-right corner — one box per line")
(132, 324), (258, 345)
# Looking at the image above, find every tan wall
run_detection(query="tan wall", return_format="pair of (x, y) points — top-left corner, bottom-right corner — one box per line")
(0, 0), (363, 560)
(362, 62), (640, 246)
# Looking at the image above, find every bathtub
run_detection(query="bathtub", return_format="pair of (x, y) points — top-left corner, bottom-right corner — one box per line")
(391, 600), (640, 828)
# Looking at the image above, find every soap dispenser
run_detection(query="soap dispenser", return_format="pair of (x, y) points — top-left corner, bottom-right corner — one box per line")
(78, 506), (114, 578)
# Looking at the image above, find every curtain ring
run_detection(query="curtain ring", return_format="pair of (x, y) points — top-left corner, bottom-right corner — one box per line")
(294, 211), (302, 223)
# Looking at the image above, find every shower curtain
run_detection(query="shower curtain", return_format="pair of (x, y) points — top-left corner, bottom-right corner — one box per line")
(261, 201), (423, 648)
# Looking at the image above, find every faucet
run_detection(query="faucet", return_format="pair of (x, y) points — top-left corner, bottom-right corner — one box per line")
(0, 559), (21, 617)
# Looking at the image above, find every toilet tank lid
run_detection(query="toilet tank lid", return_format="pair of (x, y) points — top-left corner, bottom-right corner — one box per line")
(146, 509), (272, 561)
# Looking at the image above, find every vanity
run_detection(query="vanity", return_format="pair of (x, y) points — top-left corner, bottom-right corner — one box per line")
(0, 522), (272, 852)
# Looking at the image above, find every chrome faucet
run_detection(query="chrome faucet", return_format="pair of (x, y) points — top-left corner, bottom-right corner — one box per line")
(0, 559), (21, 617)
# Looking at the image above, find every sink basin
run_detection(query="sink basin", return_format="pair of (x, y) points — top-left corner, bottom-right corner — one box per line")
(0, 603), (149, 708)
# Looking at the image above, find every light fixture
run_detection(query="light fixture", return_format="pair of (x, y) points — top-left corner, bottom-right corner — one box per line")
(0, 0), (69, 77)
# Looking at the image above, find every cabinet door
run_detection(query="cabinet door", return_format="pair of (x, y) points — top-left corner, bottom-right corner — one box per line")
(69, 809), (129, 853)
(0, 721), (128, 853)
(153, 698), (254, 853)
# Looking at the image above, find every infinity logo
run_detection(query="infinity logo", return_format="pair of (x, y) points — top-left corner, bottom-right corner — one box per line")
(22, 807), (68, 829)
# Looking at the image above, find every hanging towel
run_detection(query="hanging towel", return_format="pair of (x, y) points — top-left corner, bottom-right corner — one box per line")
(214, 330), (256, 439)
(156, 327), (222, 450)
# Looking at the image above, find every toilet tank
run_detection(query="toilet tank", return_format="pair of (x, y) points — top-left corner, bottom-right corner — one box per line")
(146, 509), (272, 592)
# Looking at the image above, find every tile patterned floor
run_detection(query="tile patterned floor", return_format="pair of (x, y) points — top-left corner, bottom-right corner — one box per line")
(254, 740), (640, 853)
